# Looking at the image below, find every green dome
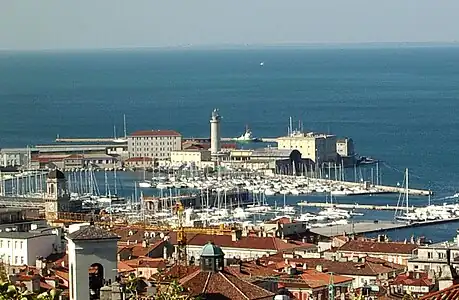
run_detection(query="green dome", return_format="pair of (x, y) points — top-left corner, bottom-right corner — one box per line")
(201, 242), (225, 257)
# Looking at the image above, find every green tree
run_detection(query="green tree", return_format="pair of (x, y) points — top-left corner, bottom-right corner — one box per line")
(154, 280), (198, 300)
(0, 282), (35, 300)
(36, 289), (62, 300)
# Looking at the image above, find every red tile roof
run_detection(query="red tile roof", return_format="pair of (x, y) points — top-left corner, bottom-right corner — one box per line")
(180, 269), (274, 300)
(124, 258), (167, 269)
(421, 283), (459, 300)
(125, 157), (154, 162)
(169, 232), (314, 252)
(338, 240), (417, 255)
(130, 130), (181, 137)
(392, 272), (433, 287)
(300, 269), (353, 288)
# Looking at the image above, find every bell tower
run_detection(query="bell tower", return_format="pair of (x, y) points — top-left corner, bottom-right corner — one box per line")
(44, 169), (70, 221)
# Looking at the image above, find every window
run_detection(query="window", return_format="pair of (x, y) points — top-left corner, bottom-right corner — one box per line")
(14, 241), (17, 249)
(20, 241), (23, 249)
(14, 256), (18, 265)
(427, 252), (433, 259)
(0, 240), (2, 248)
(7, 241), (10, 248)
(439, 252), (445, 259)
(20, 257), (24, 265)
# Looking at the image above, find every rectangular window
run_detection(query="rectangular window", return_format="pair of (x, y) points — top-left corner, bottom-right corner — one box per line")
(0, 240), (2, 248)
(20, 241), (23, 249)
(427, 252), (433, 259)
(7, 241), (10, 248)
(14, 241), (17, 249)
(20, 257), (24, 265)
(14, 256), (18, 265)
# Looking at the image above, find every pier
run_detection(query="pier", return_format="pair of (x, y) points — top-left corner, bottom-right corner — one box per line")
(302, 177), (432, 197)
(55, 136), (279, 143)
(297, 201), (415, 211)
(311, 217), (459, 238)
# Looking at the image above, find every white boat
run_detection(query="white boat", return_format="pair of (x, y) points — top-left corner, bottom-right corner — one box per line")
(233, 125), (259, 142)
(139, 181), (152, 188)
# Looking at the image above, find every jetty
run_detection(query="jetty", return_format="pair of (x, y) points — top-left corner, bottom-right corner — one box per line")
(297, 201), (415, 211)
(311, 217), (459, 238)
(55, 136), (278, 143)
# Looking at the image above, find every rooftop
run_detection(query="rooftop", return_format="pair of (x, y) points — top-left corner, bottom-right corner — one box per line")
(67, 225), (120, 241)
(130, 130), (181, 137)
(180, 268), (274, 300)
(47, 169), (66, 179)
(0, 231), (55, 239)
(421, 283), (459, 300)
(338, 240), (418, 255)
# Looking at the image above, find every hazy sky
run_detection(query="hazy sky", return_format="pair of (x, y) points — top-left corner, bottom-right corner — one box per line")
(1, 0), (459, 50)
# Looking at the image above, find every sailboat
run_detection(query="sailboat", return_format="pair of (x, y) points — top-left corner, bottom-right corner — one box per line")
(113, 114), (128, 143)
(139, 159), (152, 188)
(395, 168), (418, 222)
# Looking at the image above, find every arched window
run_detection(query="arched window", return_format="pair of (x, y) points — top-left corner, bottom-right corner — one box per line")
(89, 263), (104, 300)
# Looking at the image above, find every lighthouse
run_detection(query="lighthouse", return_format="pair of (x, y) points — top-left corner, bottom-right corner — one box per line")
(210, 109), (221, 158)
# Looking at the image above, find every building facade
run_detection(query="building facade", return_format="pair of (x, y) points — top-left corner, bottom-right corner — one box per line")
(277, 133), (337, 164)
(0, 148), (34, 168)
(127, 130), (182, 160)
(170, 149), (211, 167)
(336, 138), (355, 157)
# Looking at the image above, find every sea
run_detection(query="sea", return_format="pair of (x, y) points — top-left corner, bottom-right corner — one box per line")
(1, 45), (459, 242)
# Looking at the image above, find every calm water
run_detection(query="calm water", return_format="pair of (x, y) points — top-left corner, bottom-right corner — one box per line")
(1, 46), (459, 241)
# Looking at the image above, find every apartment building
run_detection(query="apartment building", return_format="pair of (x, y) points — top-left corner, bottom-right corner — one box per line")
(127, 130), (182, 160)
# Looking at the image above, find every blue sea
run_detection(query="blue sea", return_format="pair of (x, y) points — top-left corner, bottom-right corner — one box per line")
(1, 45), (459, 241)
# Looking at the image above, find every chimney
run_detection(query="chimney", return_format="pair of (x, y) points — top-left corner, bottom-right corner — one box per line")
(316, 265), (323, 273)
(415, 272), (420, 279)
(360, 257), (366, 264)
(302, 237), (307, 243)
(126, 240), (130, 246)
(142, 239), (148, 248)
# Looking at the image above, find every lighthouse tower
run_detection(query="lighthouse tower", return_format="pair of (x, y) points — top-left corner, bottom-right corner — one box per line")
(210, 109), (221, 158)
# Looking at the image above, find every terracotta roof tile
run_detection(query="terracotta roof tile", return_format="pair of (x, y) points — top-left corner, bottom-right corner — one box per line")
(421, 283), (459, 299)
(338, 240), (417, 254)
(125, 157), (154, 162)
(67, 225), (120, 241)
(300, 269), (353, 288)
(180, 269), (274, 300)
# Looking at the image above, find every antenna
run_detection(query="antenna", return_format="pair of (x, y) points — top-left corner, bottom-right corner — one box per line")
(289, 117), (293, 136)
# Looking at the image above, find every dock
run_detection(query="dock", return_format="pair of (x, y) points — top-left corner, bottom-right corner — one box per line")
(297, 201), (415, 211)
(55, 136), (279, 143)
(305, 177), (432, 197)
(311, 217), (459, 237)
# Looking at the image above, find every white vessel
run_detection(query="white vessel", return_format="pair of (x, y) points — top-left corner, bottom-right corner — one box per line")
(234, 125), (259, 142)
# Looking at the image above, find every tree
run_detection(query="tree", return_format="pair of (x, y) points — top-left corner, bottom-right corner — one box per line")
(0, 282), (35, 300)
(37, 289), (62, 300)
(154, 281), (199, 300)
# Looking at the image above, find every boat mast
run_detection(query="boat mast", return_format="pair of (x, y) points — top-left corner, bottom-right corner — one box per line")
(123, 114), (127, 138)
(405, 168), (409, 214)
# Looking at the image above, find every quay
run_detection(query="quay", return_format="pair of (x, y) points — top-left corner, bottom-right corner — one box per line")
(297, 201), (416, 211)
(55, 136), (279, 143)
(311, 217), (459, 238)
(0, 196), (44, 209)
(302, 177), (432, 197)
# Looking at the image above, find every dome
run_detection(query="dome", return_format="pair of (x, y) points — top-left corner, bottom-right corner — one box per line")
(47, 169), (66, 179)
(201, 242), (224, 258)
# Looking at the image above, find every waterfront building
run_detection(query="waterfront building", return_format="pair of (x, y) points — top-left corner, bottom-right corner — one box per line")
(389, 271), (434, 298)
(170, 149), (212, 167)
(277, 132), (337, 164)
(336, 137), (355, 157)
(0, 147), (34, 168)
(223, 148), (313, 174)
(127, 129), (182, 160)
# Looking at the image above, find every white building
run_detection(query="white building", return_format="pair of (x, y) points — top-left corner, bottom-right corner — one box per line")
(0, 226), (62, 266)
(0, 148), (34, 167)
(277, 132), (337, 164)
(127, 130), (182, 160)
(336, 138), (355, 157)
(170, 149), (212, 167)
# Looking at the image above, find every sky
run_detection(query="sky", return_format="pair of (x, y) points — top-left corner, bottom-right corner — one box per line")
(1, 0), (459, 50)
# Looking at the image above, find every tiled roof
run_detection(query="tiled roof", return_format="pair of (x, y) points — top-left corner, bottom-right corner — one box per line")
(130, 130), (181, 137)
(264, 257), (405, 277)
(300, 269), (353, 288)
(118, 261), (135, 274)
(48, 169), (66, 179)
(125, 157), (154, 162)
(338, 240), (417, 254)
(392, 271), (433, 287)
(180, 269), (274, 300)
(67, 225), (120, 241)
(170, 232), (314, 252)
(124, 258), (167, 269)
(421, 283), (459, 300)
